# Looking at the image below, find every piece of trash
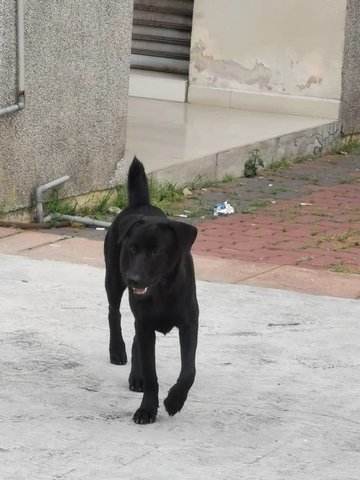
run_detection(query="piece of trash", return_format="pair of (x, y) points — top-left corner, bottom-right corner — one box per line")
(268, 183), (273, 187)
(96, 227), (105, 231)
(339, 151), (348, 155)
(108, 206), (121, 214)
(183, 187), (192, 197)
(174, 214), (188, 218)
(213, 201), (235, 216)
(201, 188), (208, 192)
(271, 200), (277, 204)
(300, 202), (313, 206)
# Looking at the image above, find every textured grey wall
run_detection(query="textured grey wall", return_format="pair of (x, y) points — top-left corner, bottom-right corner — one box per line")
(0, 0), (133, 212)
(340, 0), (360, 134)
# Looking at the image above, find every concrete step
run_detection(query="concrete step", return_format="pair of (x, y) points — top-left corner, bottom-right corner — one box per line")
(130, 54), (189, 75)
(132, 40), (190, 58)
(134, 0), (194, 16)
(133, 9), (192, 30)
(132, 24), (191, 45)
(125, 97), (340, 184)
(129, 70), (188, 102)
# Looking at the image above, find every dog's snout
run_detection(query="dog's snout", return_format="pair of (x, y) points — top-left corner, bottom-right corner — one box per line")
(127, 273), (141, 287)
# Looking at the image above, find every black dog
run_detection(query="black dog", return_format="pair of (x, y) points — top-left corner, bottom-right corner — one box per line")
(104, 157), (199, 424)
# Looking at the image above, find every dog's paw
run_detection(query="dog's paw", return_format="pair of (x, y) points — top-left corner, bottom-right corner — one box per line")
(128, 372), (144, 392)
(164, 387), (188, 416)
(133, 407), (157, 425)
(109, 347), (127, 365)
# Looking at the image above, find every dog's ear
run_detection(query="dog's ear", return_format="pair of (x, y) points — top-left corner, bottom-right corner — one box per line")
(168, 220), (197, 253)
(116, 215), (143, 244)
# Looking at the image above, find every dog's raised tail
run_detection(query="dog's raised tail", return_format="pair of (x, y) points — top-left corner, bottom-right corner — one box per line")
(127, 156), (150, 207)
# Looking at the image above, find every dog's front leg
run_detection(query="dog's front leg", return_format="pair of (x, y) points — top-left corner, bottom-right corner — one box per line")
(132, 327), (159, 424)
(164, 321), (198, 416)
(105, 268), (127, 365)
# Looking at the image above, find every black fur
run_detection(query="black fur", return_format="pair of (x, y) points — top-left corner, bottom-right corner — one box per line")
(104, 157), (199, 424)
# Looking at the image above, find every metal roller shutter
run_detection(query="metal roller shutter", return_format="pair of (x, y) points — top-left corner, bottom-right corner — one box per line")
(131, 0), (194, 76)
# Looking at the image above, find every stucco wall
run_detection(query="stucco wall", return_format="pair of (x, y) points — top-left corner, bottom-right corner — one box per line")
(0, 0), (133, 213)
(189, 0), (347, 117)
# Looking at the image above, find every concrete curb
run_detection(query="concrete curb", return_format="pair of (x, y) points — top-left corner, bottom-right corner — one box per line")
(152, 121), (340, 184)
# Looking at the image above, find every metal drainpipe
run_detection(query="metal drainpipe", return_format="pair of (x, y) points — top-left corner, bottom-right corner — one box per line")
(36, 176), (112, 228)
(0, 0), (25, 117)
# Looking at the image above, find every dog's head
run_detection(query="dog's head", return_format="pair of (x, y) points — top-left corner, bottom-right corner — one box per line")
(117, 215), (197, 297)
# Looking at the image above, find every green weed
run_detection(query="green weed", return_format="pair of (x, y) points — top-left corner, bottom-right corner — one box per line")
(115, 184), (128, 209)
(244, 149), (264, 178)
(339, 177), (352, 185)
(252, 200), (271, 207)
(266, 158), (293, 171)
(269, 186), (287, 195)
(222, 173), (236, 183)
(45, 189), (75, 216)
(333, 134), (360, 155)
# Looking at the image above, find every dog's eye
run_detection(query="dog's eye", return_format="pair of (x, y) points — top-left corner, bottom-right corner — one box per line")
(129, 245), (137, 255)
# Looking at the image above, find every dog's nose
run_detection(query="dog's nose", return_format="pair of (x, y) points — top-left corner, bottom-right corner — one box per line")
(127, 274), (141, 287)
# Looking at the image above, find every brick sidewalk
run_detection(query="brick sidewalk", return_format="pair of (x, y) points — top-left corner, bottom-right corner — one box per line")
(194, 183), (360, 274)
(0, 178), (359, 299)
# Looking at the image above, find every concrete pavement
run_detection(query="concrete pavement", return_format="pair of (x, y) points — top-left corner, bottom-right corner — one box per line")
(1, 254), (360, 480)
(0, 185), (359, 479)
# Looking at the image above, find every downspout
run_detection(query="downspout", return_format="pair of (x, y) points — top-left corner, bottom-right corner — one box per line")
(0, 0), (25, 117)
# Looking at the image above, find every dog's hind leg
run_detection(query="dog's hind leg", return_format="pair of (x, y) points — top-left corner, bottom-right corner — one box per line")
(164, 321), (198, 416)
(105, 266), (127, 365)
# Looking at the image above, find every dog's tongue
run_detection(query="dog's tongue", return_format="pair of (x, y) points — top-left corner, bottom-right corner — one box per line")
(133, 287), (148, 295)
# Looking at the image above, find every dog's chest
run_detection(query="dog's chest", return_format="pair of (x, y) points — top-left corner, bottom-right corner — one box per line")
(131, 297), (183, 334)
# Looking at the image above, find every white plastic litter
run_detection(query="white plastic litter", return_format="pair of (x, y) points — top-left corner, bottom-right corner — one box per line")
(213, 201), (235, 216)
(108, 206), (121, 214)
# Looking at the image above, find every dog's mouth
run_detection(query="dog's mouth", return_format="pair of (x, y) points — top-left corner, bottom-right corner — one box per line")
(132, 287), (149, 296)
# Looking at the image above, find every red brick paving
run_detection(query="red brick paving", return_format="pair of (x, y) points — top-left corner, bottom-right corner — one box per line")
(194, 183), (360, 273)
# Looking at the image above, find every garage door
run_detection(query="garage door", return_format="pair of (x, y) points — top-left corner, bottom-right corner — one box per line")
(131, 0), (194, 76)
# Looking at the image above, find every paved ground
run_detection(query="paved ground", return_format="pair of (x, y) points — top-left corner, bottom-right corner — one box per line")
(1, 153), (358, 298)
(186, 154), (360, 275)
(195, 182), (359, 271)
(1, 255), (360, 480)
(0, 225), (359, 299)
(0, 151), (359, 479)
